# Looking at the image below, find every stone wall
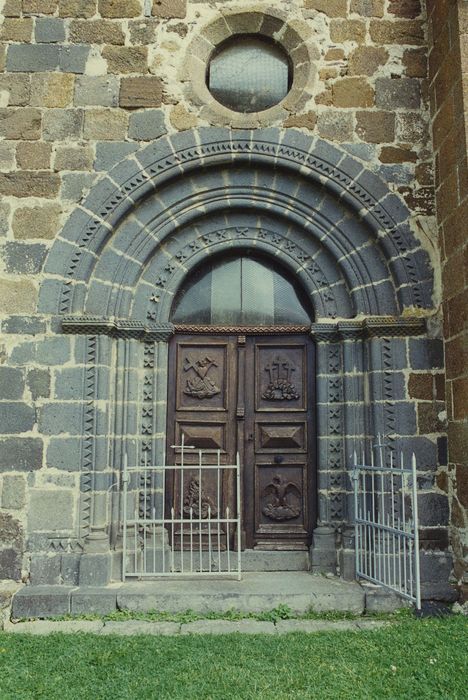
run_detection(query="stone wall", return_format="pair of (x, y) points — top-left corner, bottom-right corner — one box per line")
(0, 0), (454, 599)
(427, 0), (468, 596)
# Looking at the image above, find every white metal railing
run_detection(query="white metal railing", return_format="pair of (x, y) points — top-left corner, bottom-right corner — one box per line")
(122, 438), (241, 580)
(351, 438), (421, 609)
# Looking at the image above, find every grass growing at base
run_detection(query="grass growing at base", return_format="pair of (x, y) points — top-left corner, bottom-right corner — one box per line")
(0, 616), (466, 700)
(41, 603), (414, 624)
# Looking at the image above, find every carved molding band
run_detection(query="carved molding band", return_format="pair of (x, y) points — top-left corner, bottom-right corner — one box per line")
(62, 317), (175, 341)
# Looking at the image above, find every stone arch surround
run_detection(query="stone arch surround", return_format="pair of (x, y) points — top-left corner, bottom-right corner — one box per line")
(37, 129), (439, 583)
(40, 128), (433, 320)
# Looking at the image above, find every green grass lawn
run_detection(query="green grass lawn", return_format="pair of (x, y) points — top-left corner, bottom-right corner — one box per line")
(0, 617), (466, 700)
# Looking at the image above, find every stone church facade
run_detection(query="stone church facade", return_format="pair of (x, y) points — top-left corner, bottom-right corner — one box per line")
(0, 0), (466, 612)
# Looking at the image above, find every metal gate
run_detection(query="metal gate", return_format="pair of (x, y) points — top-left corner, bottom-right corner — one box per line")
(351, 438), (421, 609)
(122, 440), (242, 579)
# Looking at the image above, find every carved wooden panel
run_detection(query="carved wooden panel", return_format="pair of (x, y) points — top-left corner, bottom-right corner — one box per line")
(255, 462), (307, 536)
(255, 344), (306, 412)
(256, 422), (306, 451)
(176, 343), (228, 411)
(176, 422), (226, 452)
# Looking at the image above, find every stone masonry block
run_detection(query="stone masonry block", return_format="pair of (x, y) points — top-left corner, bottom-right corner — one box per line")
(98, 0), (141, 18)
(409, 338), (444, 370)
(30, 73), (75, 109)
(7, 45), (89, 73)
(61, 553), (81, 585)
(94, 141), (138, 170)
(0, 279), (37, 314)
(46, 438), (82, 471)
(1, 314), (46, 336)
(35, 18), (66, 43)
(0, 108), (41, 140)
(10, 337), (71, 366)
(0, 74), (31, 106)
(59, 0), (95, 18)
(28, 489), (74, 531)
(74, 76), (119, 107)
(0, 172), (60, 198)
(2, 242), (47, 275)
(418, 493), (450, 526)
(12, 586), (72, 619)
(83, 109), (127, 140)
(54, 145), (94, 171)
(152, 0), (186, 18)
(1, 475), (26, 509)
(71, 587), (117, 614)
(0, 403), (35, 434)
(16, 142), (52, 170)
(79, 553), (112, 586)
(0, 18), (34, 42)
(101, 46), (147, 74)
(128, 109), (166, 141)
(69, 19), (125, 45)
(375, 77), (421, 109)
(30, 554), (61, 585)
(27, 369), (51, 401)
(0, 367), (25, 400)
(38, 403), (84, 436)
(0, 549), (22, 580)
(0, 438), (43, 471)
(42, 108), (83, 141)
(120, 76), (163, 108)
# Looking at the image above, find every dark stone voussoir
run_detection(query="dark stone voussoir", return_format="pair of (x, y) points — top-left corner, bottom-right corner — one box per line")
(12, 586), (73, 619)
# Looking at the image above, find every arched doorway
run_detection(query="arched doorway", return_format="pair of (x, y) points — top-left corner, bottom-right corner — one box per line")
(166, 253), (316, 550)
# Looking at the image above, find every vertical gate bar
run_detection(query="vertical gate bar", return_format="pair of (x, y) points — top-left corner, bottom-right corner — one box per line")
(208, 505), (212, 573)
(122, 453), (128, 581)
(408, 535), (414, 599)
(198, 450), (202, 572)
(162, 467), (166, 574)
(152, 506), (156, 574)
(180, 439), (184, 574)
(401, 456), (408, 595)
(411, 453), (421, 609)
(397, 515), (402, 593)
(143, 453), (147, 574)
(226, 506), (231, 573)
(353, 452), (359, 577)
(134, 506), (137, 574)
(171, 507), (175, 573)
(217, 453), (221, 572)
(380, 471), (386, 585)
(390, 456), (396, 589)
(236, 452), (241, 579)
(371, 448), (376, 579)
(190, 506), (193, 573)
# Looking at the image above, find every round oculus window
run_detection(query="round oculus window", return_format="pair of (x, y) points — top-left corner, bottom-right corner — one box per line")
(207, 35), (292, 113)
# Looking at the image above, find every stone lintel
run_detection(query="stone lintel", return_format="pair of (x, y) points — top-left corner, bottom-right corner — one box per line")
(311, 316), (426, 341)
(61, 316), (175, 341)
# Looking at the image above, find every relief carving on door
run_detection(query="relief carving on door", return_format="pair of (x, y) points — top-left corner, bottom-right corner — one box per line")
(183, 354), (221, 399)
(262, 355), (300, 401)
(183, 475), (218, 518)
(261, 474), (302, 521)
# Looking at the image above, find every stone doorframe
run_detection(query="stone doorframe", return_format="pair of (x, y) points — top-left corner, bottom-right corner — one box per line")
(40, 128), (434, 584)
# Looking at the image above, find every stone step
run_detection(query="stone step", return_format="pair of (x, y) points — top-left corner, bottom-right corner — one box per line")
(11, 573), (366, 618)
(168, 549), (309, 572)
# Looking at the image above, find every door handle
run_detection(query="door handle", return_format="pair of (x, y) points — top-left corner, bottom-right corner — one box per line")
(247, 433), (254, 441)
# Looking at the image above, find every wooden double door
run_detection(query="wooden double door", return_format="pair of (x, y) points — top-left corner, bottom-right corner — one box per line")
(167, 333), (316, 550)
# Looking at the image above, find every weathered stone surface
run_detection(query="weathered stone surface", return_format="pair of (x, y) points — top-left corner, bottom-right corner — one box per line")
(13, 203), (61, 240)
(0, 143), (15, 172)
(30, 554), (61, 585)
(0, 172), (60, 198)
(0, 549), (22, 580)
(79, 553), (112, 586)
(375, 77), (421, 109)
(317, 111), (353, 142)
(101, 620), (180, 635)
(0, 438), (43, 471)
(283, 111), (317, 131)
(102, 46), (147, 74)
(16, 142), (52, 170)
(35, 18), (66, 43)
(61, 172), (97, 201)
(388, 0), (422, 19)
(23, 0), (58, 14)
(0, 513), (23, 551)
(0, 278), (37, 314)
(27, 369), (50, 401)
(30, 73), (74, 108)
(42, 108), (83, 140)
(1, 475), (26, 509)
(333, 78), (374, 107)
(0, 18), (33, 42)
(59, 0), (95, 17)
(6, 619), (104, 633)
(28, 489), (74, 531)
(410, 338), (444, 370)
(3, 0), (22, 17)
(0, 367), (24, 400)
(0, 403), (35, 434)
(120, 76), (163, 108)
(74, 75), (119, 107)
(69, 19), (124, 45)
(98, 0), (141, 18)
(38, 402), (83, 436)
(356, 111), (395, 143)
(169, 104), (197, 131)
(181, 620), (276, 635)
(0, 74), (31, 107)
(0, 108), (41, 140)
(128, 19), (158, 45)
(128, 109), (166, 140)
(152, 0), (186, 19)
(350, 0), (384, 16)
(348, 46), (388, 76)
(403, 48), (427, 78)
(10, 337), (71, 366)
(94, 141), (138, 170)
(2, 242), (47, 274)
(329, 19), (366, 43)
(12, 586), (72, 619)
(7, 44), (89, 73)
(83, 109), (127, 139)
(54, 145), (94, 171)
(379, 145), (417, 163)
(71, 587), (117, 614)
(275, 619), (358, 633)
(369, 19), (425, 45)
(305, 0), (347, 16)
